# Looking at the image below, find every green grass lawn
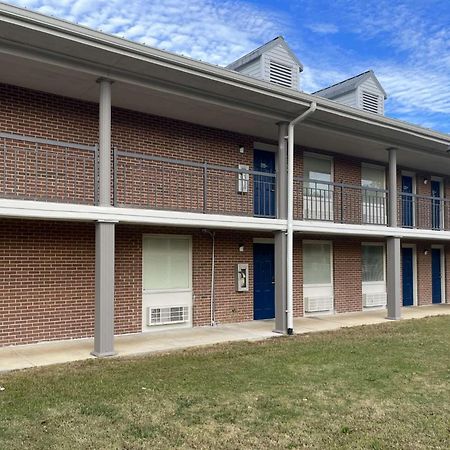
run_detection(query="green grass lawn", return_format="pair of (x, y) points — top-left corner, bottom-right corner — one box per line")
(1, 317), (450, 449)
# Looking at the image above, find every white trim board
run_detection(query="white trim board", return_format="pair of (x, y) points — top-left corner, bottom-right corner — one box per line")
(0, 198), (286, 231)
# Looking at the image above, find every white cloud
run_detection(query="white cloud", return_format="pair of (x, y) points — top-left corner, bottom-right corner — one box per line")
(8, 0), (283, 65)
(306, 22), (339, 34)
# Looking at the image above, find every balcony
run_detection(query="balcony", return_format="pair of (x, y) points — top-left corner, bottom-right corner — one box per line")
(112, 149), (276, 218)
(0, 132), (97, 205)
(294, 178), (388, 226)
(1, 131), (449, 232)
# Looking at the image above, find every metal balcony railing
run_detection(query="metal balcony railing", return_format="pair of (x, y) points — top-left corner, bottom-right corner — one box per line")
(0, 132), (98, 204)
(294, 178), (388, 225)
(398, 192), (450, 231)
(113, 149), (277, 218)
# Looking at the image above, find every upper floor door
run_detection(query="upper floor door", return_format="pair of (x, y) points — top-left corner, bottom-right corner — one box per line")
(253, 150), (276, 217)
(431, 179), (442, 230)
(402, 175), (414, 227)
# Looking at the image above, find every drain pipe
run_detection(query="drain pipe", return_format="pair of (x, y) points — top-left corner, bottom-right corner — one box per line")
(202, 229), (216, 326)
(286, 101), (317, 335)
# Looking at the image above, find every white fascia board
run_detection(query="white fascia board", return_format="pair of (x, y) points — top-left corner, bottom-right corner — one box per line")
(0, 198), (286, 231)
(294, 220), (450, 240)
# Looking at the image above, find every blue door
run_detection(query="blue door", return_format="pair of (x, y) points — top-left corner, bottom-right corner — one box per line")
(431, 180), (441, 230)
(254, 150), (276, 217)
(432, 248), (442, 304)
(253, 243), (275, 320)
(402, 176), (414, 227)
(402, 247), (414, 306)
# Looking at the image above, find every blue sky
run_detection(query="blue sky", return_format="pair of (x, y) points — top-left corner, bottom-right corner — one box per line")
(9, 0), (450, 133)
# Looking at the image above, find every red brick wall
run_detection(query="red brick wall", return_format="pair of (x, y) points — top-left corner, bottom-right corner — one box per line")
(0, 220), (271, 346)
(416, 242), (432, 306)
(0, 220), (95, 347)
(333, 238), (363, 313)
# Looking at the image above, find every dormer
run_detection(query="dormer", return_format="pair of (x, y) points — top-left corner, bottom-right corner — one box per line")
(227, 36), (303, 90)
(313, 70), (387, 115)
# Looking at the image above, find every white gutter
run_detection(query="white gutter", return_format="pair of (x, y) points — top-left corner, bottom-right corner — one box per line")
(287, 101), (317, 334)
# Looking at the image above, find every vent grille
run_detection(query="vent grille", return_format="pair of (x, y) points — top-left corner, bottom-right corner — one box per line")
(363, 292), (387, 307)
(304, 296), (333, 313)
(269, 60), (293, 87)
(361, 91), (381, 114)
(148, 306), (189, 326)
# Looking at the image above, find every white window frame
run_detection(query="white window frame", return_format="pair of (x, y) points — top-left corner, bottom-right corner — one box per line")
(361, 242), (386, 284)
(361, 163), (387, 225)
(142, 234), (193, 294)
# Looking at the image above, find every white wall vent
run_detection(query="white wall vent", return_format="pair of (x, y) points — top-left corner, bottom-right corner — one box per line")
(304, 296), (333, 313)
(269, 60), (293, 88)
(147, 306), (189, 326)
(361, 91), (381, 114)
(363, 292), (387, 308)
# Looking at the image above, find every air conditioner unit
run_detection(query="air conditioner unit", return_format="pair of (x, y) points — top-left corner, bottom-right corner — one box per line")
(304, 296), (333, 313)
(147, 306), (189, 326)
(363, 292), (387, 308)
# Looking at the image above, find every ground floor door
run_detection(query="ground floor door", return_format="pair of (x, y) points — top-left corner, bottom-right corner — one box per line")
(432, 248), (443, 304)
(402, 247), (415, 306)
(253, 243), (275, 320)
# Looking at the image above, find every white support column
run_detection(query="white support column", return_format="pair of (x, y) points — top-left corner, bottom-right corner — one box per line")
(98, 78), (113, 207)
(386, 237), (401, 320)
(92, 78), (116, 357)
(274, 122), (288, 334)
(386, 147), (401, 320)
(92, 221), (116, 356)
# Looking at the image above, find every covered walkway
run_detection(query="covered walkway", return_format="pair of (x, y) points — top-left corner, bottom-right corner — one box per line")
(1, 304), (449, 372)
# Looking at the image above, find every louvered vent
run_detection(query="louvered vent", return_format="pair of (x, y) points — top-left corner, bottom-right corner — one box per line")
(269, 60), (293, 87)
(304, 296), (333, 313)
(147, 306), (189, 326)
(361, 91), (381, 114)
(363, 292), (387, 308)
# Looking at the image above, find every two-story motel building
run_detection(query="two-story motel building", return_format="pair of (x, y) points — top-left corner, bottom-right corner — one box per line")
(0, 4), (449, 356)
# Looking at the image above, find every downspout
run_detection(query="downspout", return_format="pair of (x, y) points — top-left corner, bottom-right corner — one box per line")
(202, 229), (216, 326)
(286, 101), (317, 335)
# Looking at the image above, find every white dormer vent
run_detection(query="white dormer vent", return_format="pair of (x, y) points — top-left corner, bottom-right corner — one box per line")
(269, 60), (293, 88)
(226, 37), (303, 91)
(362, 91), (381, 114)
(313, 70), (387, 115)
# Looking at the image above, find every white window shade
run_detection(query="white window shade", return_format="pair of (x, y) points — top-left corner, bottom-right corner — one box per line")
(143, 237), (190, 290)
(362, 245), (384, 282)
(362, 165), (385, 189)
(304, 156), (332, 182)
(303, 242), (332, 284)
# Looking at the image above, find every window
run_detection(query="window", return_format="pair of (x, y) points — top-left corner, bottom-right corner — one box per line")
(361, 165), (386, 224)
(303, 242), (332, 285)
(362, 245), (384, 282)
(143, 236), (190, 290)
(303, 155), (333, 220)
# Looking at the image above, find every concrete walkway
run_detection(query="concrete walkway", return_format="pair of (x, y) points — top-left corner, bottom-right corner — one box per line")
(1, 304), (450, 372)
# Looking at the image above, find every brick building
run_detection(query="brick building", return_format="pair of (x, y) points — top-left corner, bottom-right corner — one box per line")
(0, 5), (449, 355)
